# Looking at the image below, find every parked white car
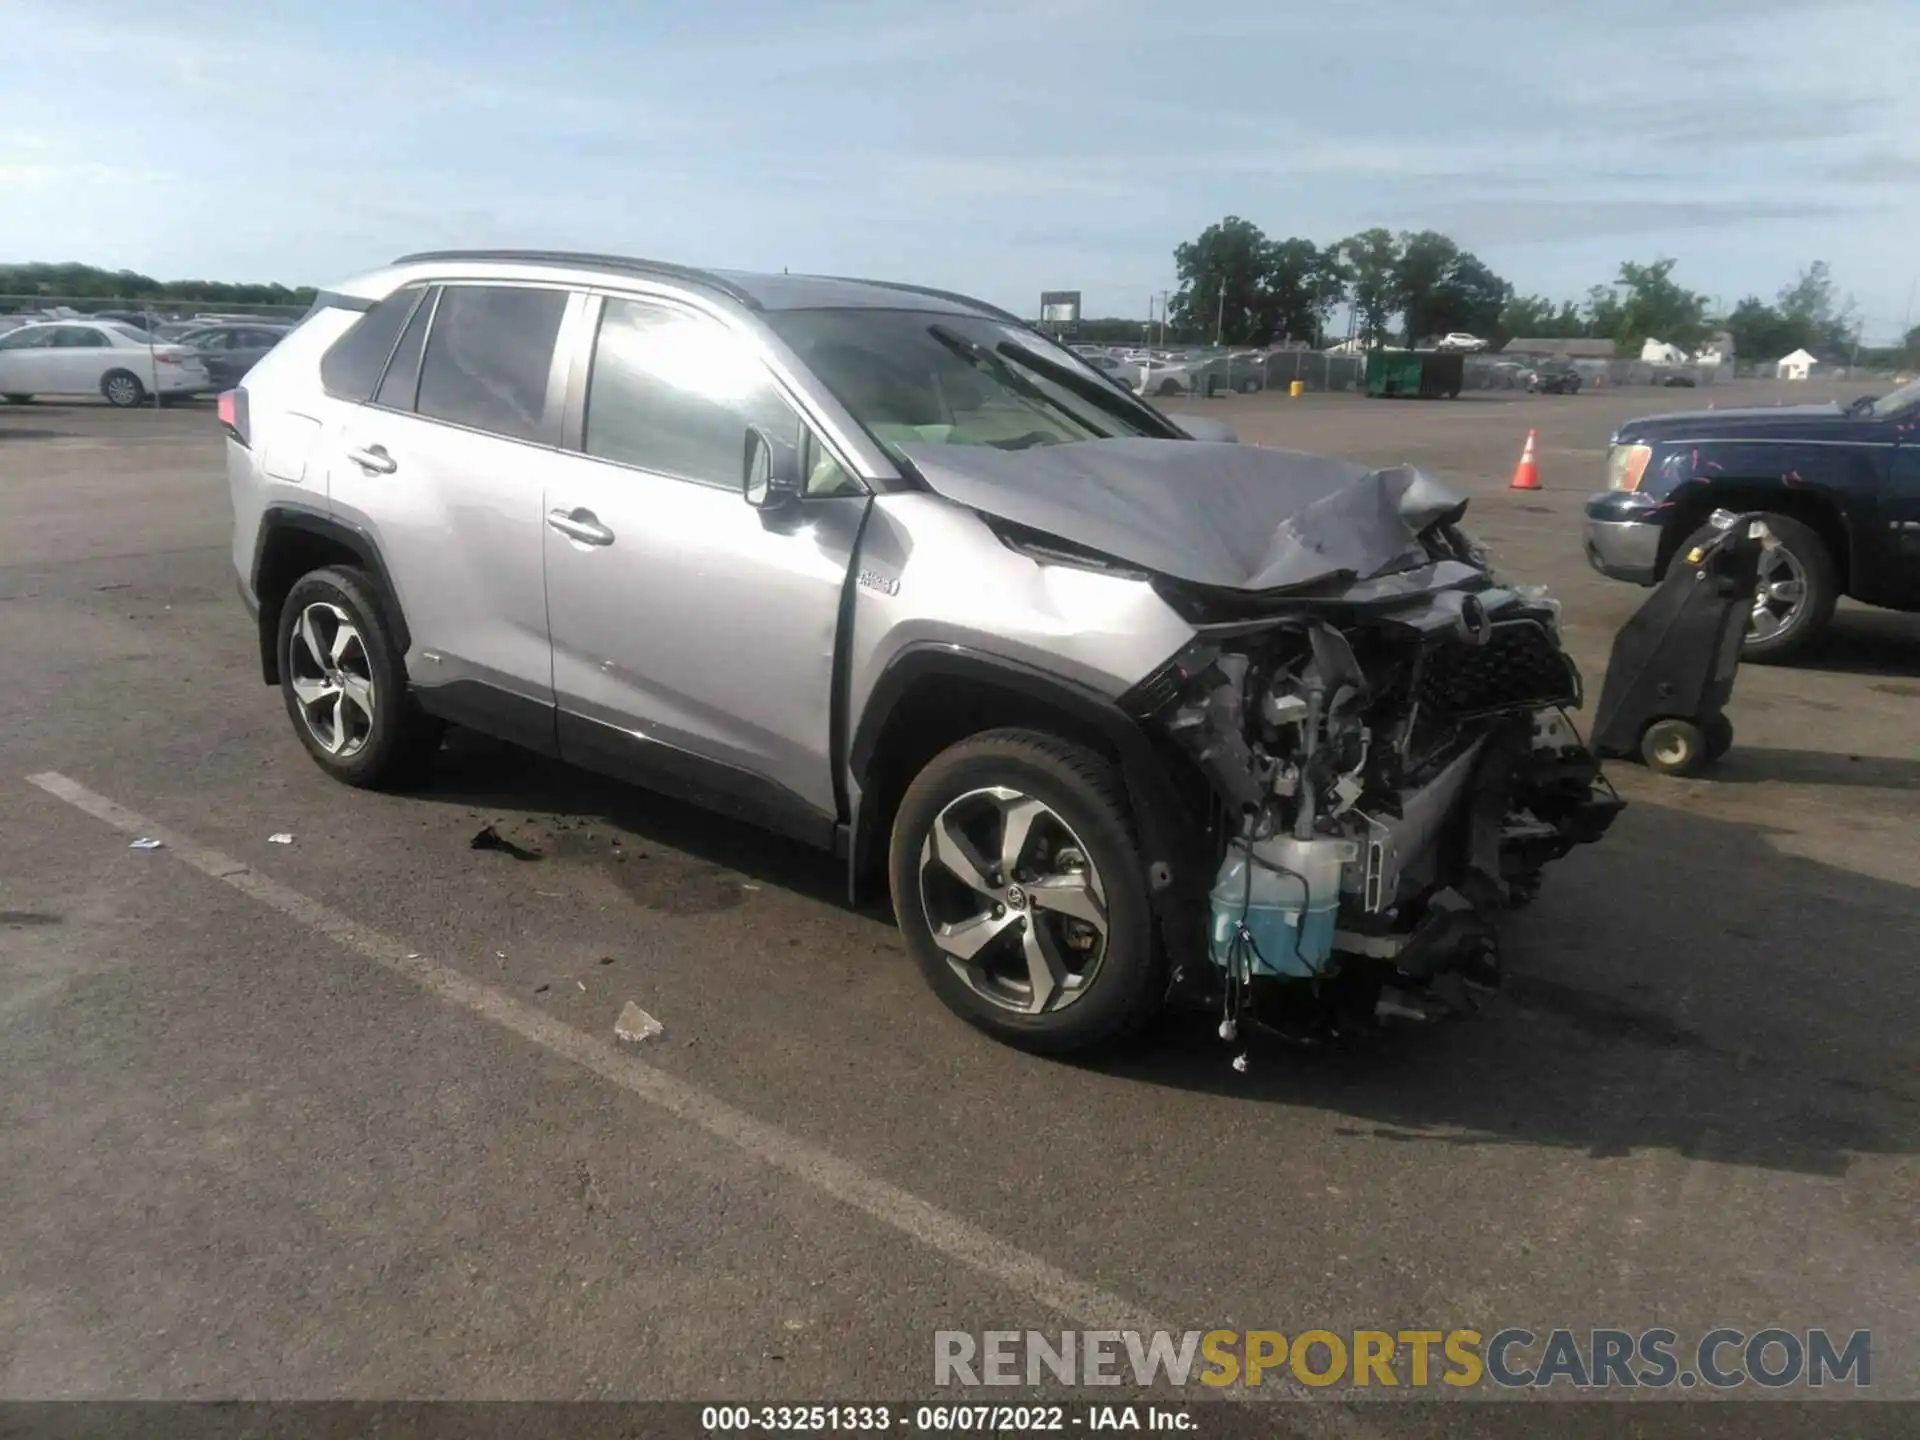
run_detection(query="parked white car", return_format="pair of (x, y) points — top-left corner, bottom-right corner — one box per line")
(1434, 332), (1487, 352)
(0, 321), (211, 407)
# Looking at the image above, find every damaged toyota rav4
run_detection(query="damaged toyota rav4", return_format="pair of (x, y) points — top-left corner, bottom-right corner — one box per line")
(227, 251), (1621, 1054)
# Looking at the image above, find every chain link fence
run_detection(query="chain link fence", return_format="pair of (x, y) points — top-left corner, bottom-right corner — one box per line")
(0, 294), (308, 330)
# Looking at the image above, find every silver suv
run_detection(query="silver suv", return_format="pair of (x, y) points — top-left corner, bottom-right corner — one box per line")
(226, 250), (1618, 1054)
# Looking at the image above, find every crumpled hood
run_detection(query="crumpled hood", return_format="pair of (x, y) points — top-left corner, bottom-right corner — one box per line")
(897, 438), (1469, 593)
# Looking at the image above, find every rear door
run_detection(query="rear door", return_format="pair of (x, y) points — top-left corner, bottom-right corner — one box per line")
(323, 282), (576, 746)
(539, 292), (870, 840)
(51, 326), (115, 392)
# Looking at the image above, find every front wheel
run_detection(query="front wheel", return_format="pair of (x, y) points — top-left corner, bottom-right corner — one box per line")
(2, 394), (32, 405)
(889, 729), (1160, 1054)
(1732, 513), (1837, 665)
(1157, 379), (1181, 396)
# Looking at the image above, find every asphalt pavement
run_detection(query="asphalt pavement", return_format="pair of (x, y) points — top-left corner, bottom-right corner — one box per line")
(2, 383), (1916, 1415)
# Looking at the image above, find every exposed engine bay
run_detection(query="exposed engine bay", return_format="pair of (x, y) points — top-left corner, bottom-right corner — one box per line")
(894, 437), (1625, 1048)
(1132, 512), (1623, 1043)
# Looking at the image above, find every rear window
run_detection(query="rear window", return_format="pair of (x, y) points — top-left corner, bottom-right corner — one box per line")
(375, 288), (437, 412)
(319, 287), (426, 401)
(414, 285), (567, 443)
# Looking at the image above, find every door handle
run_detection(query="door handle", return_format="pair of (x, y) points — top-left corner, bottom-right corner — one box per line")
(345, 444), (396, 475)
(547, 507), (615, 546)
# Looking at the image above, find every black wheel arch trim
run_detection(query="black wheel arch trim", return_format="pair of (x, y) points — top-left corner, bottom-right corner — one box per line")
(251, 505), (413, 683)
(845, 643), (1204, 967)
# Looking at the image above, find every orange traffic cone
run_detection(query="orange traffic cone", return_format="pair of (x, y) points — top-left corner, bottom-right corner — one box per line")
(1509, 430), (1541, 490)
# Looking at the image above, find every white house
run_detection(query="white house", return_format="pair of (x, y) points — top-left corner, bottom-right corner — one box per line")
(1777, 348), (1818, 380)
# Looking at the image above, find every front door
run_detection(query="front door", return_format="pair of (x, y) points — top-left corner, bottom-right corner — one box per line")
(1882, 409), (1920, 605)
(0, 326), (61, 394)
(541, 294), (869, 844)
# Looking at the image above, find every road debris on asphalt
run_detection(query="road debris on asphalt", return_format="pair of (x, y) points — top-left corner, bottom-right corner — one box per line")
(469, 824), (542, 860)
(129, 837), (164, 850)
(614, 1001), (664, 1044)
(268, 833), (293, 845)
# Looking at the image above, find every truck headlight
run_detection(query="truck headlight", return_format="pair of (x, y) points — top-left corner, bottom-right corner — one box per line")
(1606, 443), (1652, 492)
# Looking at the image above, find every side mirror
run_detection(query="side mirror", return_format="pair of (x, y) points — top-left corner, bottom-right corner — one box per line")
(743, 425), (803, 510)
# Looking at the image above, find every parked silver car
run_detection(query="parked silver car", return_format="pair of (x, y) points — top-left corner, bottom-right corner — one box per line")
(226, 250), (1617, 1053)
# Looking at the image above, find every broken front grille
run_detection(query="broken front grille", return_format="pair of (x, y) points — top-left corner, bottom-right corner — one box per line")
(1418, 619), (1580, 720)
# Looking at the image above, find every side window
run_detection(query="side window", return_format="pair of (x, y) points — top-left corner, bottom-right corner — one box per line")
(584, 298), (803, 488)
(319, 287), (425, 401)
(415, 285), (567, 443)
(0, 329), (57, 350)
(54, 327), (109, 349)
(374, 288), (437, 412)
(803, 432), (859, 498)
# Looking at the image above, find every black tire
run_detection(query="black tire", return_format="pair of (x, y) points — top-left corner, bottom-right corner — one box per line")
(1641, 718), (1705, 776)
(888, 728), (1160, 1054)
(1719, 512), (1837, 665)
(276, 565), (442, 789)
(2, 394), (31, 404)
(1157, 379), (1181, 396)
(1704, 713), (1734, 762)
(100, 369), (147, 408)
(1238, 378), (1260, 394)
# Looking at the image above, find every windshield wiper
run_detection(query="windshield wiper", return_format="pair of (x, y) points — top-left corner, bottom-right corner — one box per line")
(991, 338), (1184, 439)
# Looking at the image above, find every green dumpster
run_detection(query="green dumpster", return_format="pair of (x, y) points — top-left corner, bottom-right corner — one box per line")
(1364, 351), (1423, 397)
(1365, 350), (1465, 399)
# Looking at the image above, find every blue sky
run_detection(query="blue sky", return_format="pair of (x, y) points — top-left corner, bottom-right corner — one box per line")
(4, 0), (1918, 338)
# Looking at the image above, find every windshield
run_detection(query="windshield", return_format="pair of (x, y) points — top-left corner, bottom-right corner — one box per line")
(766, 309), (1177, 457)
(1869, 377), (1920, 417)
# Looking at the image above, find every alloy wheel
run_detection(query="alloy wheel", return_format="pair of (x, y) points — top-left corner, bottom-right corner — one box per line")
(105, 375), (141, 406)
(917, 786), (1109, 1016)
(1749, 544), (1807, 645)
(287, 601), (377, 758)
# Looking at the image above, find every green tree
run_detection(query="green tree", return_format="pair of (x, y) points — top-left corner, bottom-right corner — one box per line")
(1583, 284), (1624, 340)
(1391, 230), (1458, 344)
(1264, 237), (1346, 346)
(0, 262), (315, 309)
(1723, 296), (1803, 361)
(1777, 261), (1860, 356)
(1500, 294), (1587, 341)
(1170, 216), (1274, 345)
(1580, 260), (1708, 352)
(1338, 228), (1400, 347)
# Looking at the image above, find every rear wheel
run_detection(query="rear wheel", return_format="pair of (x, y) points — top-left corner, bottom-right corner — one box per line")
(1704, 713), (1734, 762)
(1157, 379), (1181, 396)
(1641, 718), (1705, 776)
(889, 729), (1159, 1054)
(276, 565), (442, 788)
(2, 394), (31, 404)
(100, 370), (146, 408)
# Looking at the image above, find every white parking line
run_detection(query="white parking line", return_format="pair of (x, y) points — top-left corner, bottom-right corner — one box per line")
(25, 771), (1180, 1339)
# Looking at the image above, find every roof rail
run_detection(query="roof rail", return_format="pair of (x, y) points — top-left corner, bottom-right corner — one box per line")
(816, 276), (1024, 326)
(389, 249), (763, 310)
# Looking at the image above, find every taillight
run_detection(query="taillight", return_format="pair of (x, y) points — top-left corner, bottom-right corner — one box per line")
(217, 387), (250, 448)
(1606, 442), (1652, 492)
